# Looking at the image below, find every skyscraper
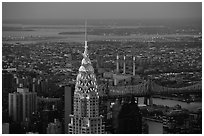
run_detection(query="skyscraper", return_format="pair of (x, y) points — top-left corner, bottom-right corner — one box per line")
(116, 96), (142, 134)
(47, 119), (62, 134)
(64, 84), (75, 134)
(9, 86), (37, 122)
(2, 123), (10, 134)
(68, 22), (105, 134)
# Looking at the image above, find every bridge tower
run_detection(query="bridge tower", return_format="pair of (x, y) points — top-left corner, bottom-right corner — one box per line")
(144, 79), (153, 106)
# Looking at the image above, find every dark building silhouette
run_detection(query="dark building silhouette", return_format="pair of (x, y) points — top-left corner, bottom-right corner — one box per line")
(2, 71), (14, 91)
(39, 109), (59, 134)
(2, 71), (16, 112)
(112, 98), (121, 133)
(64, 84), (75, 134)
(116, 96), (142, 134)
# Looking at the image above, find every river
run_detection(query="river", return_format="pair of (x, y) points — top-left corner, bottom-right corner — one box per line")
(3, 24), (201, 44)
(138, 97), (202, 112)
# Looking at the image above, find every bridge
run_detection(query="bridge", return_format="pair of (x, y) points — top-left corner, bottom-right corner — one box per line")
(100, 79), (202, 105)
(108, 80), (202, 96)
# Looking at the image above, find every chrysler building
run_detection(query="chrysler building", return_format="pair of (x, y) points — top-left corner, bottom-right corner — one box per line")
(68, 21), (105, 134)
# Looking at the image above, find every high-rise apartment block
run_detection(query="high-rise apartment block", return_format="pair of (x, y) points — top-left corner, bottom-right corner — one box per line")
(9, 87), (37, 122)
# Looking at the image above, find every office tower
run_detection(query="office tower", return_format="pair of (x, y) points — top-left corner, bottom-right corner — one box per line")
(8, 87), (37, 122)
(99, 91), (109, 132)
(116, 96), (142, 134)
(68, 22), (105, 134)
(8, 92), (22, 122)
(112, 99), (122, 133)
(47, 119), (62, 134)
(64, 84), (75, 134)
(2, 123), (9, 134)
(40, 110), (54, 134)
(2, 71), (14, 91)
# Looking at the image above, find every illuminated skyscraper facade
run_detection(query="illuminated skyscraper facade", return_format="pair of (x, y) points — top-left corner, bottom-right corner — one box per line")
(68, 22), (105, 134)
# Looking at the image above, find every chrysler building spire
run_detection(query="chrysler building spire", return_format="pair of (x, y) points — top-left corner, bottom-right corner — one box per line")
(79, 20), (93, 73)
(84, 20), (88, 57)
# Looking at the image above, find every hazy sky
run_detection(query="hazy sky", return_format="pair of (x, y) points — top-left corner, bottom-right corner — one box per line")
(2, 2), (202, 20)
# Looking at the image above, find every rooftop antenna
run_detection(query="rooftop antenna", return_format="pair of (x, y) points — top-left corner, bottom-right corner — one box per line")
(84, 19), (88, 57)
(85, 19), (88, 48)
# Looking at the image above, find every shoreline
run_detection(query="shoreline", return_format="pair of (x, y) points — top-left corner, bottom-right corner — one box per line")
(152, 95), (202, 103)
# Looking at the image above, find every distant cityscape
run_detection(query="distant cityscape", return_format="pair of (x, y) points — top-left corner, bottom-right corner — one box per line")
(2, 2), (202, 134)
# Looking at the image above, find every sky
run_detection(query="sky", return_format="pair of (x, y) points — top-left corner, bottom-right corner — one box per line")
(2, 2), (202, 20)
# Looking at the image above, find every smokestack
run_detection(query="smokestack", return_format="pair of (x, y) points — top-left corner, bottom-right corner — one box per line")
(116, 55), (119, 73)
(133, 56), (136, 76)
(123, 56), (126, 74)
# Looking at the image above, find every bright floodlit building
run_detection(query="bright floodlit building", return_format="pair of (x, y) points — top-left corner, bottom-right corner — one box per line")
(68, 22), (105, 134)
